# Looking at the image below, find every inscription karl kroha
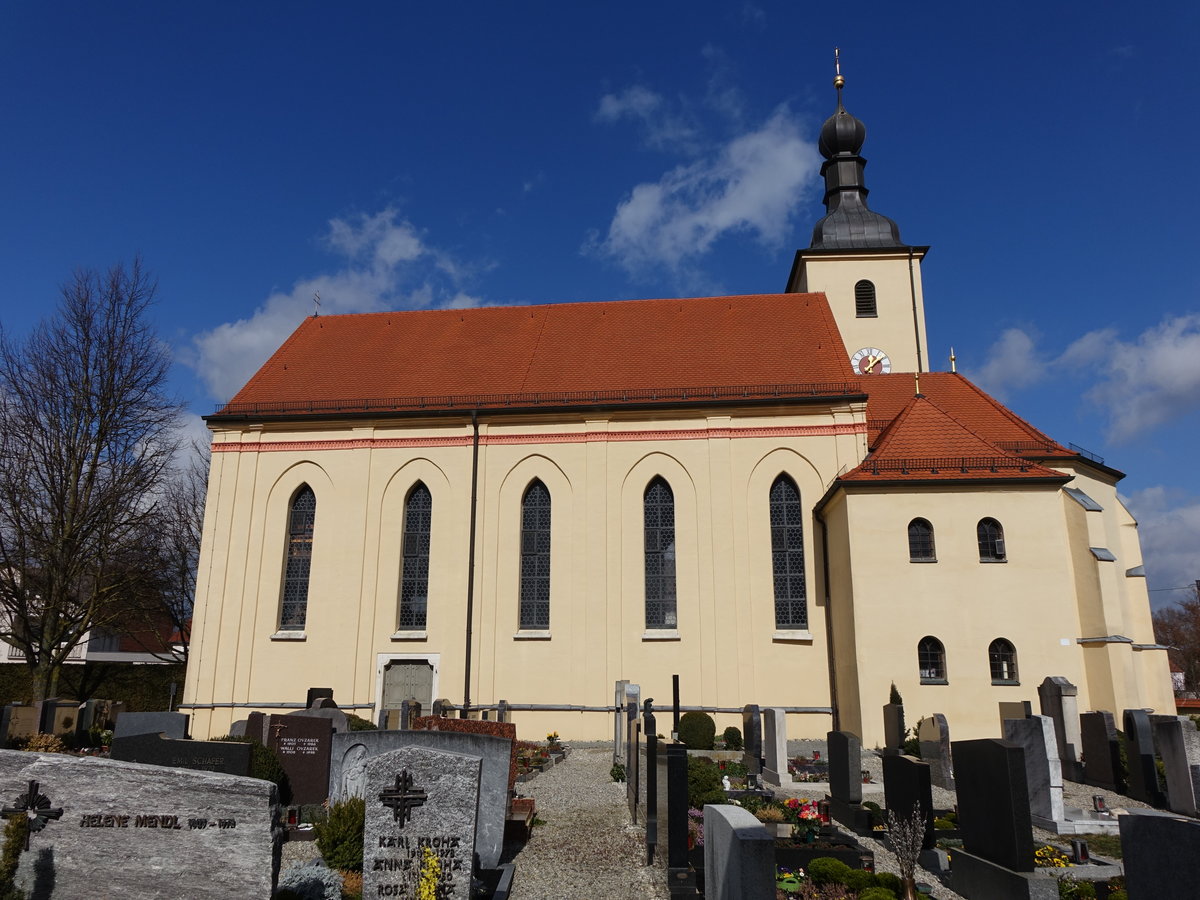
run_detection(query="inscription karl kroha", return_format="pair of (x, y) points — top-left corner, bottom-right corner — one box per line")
(79, 814), (237, 830)
(373, 834), (464, 897)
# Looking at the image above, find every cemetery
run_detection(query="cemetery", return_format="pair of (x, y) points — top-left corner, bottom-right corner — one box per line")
(0, 675), (1195, 898)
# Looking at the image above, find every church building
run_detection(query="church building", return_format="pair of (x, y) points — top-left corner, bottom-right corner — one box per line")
(182, 77), (1172, 747)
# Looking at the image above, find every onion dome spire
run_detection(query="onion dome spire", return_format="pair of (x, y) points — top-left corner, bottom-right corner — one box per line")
(809, 49), (906, 250)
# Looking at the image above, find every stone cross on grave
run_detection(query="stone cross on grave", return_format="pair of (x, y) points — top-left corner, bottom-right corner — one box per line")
(2, 780), (64, 850)
(379, 769), (427, 827)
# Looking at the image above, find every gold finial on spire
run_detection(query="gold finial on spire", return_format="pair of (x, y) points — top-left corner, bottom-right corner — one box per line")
(834, 47), (845, 90)
(949, 346), (957, 373)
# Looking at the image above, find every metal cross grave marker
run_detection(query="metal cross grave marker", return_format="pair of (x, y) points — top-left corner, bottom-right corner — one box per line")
(1, 780), (64, 850)
(379, 769), (427, 827)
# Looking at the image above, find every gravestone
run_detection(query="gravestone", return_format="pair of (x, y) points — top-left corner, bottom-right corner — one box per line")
(613, 680), (629, 763)
(109, 732), (252, 776)
(0, 748), (280, 897)
(917, 714), (954, 790)
(1150, 715), (1200, 816)
(952, 738), (1033, 872)
(37, 699), (77, 736)
(882, 702), (905, 756)
(828, 731), (863, 806)
(306, 687), (334, 708)
(248, 712), (334, 806)
(741, 705), (763, 777)
(330, 729), (511, 870)
(761, 708), (788, 786)
(0, 708), (10, 748)
(410, 716), (518, 794)
(113, 711), (189, 740)
(400, 699), (421, 730)
(703, 805), (774, 900)
(1037, 676), (1083, 781)
(1080, 711), (1124, 793)
(6, 706), (37, 741)
(363, 746), (480, 900)
(1122, 708), (1165, 807)
(882, 754), (934, 850)
(998, 700), (1032, 730)
(285, 702), (348, 735)
(1002, 715), (1065, 826)
(1119, 811), (1200, 899)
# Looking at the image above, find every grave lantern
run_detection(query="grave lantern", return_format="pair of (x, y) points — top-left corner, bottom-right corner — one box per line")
(1092, 795), (1106, 813)
(1071, 839), (1089, 863)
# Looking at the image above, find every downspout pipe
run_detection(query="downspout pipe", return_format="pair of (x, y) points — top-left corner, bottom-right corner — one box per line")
(463, 411), (481, 715)
(816, 509), (840, 732)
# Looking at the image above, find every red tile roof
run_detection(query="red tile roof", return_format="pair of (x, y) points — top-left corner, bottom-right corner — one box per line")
(219, 294), (858, 415)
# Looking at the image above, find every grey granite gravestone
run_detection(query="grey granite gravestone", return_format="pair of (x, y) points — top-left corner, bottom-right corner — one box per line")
(330, 729), (510, 870)
(1080, 711), (1124, 793)
(882, 754), (934, 850)
(1003, 715), (1065, 826)
(917, 713), (954, 790)
(247, 712), (334, 805)
(703, 804), (774, 900)
(762, 708), (788, 786)
(741, 705), (762, 777)
(828, 730), (863, 806)
(0, 748), (280, 898)
(6, 706), (37, 741)
(363, 746), (480, 900)
(109, 732), (252, 776)
(882, 702), (905, 756)
(1122, 708), (1165, 806)
(113, 710), (189, 740)
(1119, 811), (1200, 899)
(1150, 715), (1200, 816)
(953, 738), (1033, 872)
(1037, 677), (1083, 781)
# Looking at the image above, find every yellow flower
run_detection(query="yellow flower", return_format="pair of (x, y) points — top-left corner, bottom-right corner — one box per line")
(417, 846), (442, 900)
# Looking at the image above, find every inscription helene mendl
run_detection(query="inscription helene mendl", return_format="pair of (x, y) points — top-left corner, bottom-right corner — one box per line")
(79, 814), (237, 830)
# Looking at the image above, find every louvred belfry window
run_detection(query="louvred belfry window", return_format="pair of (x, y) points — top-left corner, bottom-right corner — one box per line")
(519, 480), (551, 630)
(770, 475), (807, 629)
(280, 486), (316, 631)
(398, 483), (432, 630)
(855, 280), (877, 317)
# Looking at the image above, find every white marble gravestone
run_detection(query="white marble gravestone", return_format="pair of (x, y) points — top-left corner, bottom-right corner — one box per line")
(363, 746), (481, 899)
(762, 708), (788, 786)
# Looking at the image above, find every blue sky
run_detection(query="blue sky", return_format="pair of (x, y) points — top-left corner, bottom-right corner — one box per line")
(2, 3), (1198, 608)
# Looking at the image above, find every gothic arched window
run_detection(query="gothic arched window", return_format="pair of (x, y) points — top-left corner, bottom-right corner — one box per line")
(280, 485), (316, 631)
(644, 477), (677, 630)
(398, 483), (432, 630)
(855, 280), (877, 317)
(519, 480), (552, 630)
(770, 475), (807, 629)
(908, 518), (936, 561)
(989, 638), (1019, 684)
(977, 518), (1006, 562)
(918, 636), (947, 683)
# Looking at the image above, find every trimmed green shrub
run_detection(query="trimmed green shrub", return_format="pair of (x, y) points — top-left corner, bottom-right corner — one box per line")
(806, 857), (853, 885)
(678, 711), (716, 750)
(902, 726), (921, 757)
(686, 756), (725, 807)
(843, 868), (876, 891)
(214, 735), (293, 805)
(315, 797), (365, 872)
(859, 888), (898, 900)
(345, 714), (376, 731)
(874, 872), (903, 894)
(610, 763), (626, 783)
(721, 726), (743, 751)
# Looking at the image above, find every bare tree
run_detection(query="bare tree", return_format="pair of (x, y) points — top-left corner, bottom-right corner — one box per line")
(1154, 585), (1200, 695)
(0, 259), (179, 699)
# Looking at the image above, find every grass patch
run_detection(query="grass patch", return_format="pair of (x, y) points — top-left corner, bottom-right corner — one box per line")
(1074, 832), (1123, 859)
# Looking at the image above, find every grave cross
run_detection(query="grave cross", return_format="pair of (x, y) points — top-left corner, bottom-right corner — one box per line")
(1, 780), (64, 850)
(269, 720), (288, 743)
(379, 769), (427, 827)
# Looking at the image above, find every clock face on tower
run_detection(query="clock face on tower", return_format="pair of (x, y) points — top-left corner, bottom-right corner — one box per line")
(851, 347), (892, 375)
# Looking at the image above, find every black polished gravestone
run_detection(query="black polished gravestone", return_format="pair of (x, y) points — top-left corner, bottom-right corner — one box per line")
(741, 705), (763, 777)
(882, 754), (934, 850)
(1120, 812), (1200, 898)
(112, 711), (189, 740)
(952, 738), (1033, 872)
(1123, 709), (1166, 808)
(1081, 711), (1125, 793)
(828, 731), (862, 806)
(247, 712), (333, 806)
(109, 732), (251, 776)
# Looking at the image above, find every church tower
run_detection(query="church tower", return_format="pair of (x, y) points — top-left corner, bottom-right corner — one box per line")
(786, 60), (930, 374)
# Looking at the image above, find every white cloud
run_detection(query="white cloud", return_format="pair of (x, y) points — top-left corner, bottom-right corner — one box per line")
(594, 86), (698, 153)
(592, 108), (820, 274)
(1069, 314), (1200, 442)
(1122, 485), (1200, 610)
(186, 209), (482, 402)
(967, 327), (1047, 401)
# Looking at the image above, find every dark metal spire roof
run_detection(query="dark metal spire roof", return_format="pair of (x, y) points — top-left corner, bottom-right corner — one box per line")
(809, 65), (906, 251)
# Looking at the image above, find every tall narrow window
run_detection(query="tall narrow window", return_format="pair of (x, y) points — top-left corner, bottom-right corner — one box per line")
(770, 475), (807, 629)
(908, 518), (936, 561)
(398, 483), (432, 630)
(519, 480), (551, 630)
(918, 636), (947, 683)
(644, 477), (676, 629)
(977, 518), (1006, 562)
(855, 280), (877, 317)
(989, 638), (1018, 684)
(280, 486), (316, 631)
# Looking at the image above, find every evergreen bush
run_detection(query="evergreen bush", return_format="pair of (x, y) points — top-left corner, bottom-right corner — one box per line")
(275, 861), (344, 900)
(677, 711), (716, 750)
(805, 857), (852, 885)
(315, 797), (365, 872)
(345, 714), (376, 731)
(889, 682), (902, 705)
(0, 815), (28, 900)
(858, 888), (898, 900)
(686, 756), (725, 807)
(720, 726), (743, 751)
(874, 872), (903, 894)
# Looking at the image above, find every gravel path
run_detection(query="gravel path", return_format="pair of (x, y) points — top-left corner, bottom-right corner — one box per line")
(505, 748), (670, 900)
